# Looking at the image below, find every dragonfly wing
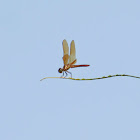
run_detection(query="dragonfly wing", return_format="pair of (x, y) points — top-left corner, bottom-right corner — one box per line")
(69, 40), (76, 64)
(62, 39), (69, 65)
(63, 54), (69, 65)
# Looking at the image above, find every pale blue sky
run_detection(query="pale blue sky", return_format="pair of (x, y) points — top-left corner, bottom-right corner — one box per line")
(1, 0), (140, 140)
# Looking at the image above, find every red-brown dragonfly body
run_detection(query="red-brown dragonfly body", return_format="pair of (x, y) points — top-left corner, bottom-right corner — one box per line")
(58, 40), (90, 77)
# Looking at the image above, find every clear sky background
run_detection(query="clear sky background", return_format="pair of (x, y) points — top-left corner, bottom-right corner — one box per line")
(1, 0), (140, 140)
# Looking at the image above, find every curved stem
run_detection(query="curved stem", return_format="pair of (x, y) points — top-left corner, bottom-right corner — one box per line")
(40, 74), (140, 81)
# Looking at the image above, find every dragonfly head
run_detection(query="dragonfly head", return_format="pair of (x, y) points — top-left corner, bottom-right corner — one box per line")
(58, 68), (63, 73)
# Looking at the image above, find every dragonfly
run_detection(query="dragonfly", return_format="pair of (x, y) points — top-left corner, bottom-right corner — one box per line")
(58, 39), (90, 78)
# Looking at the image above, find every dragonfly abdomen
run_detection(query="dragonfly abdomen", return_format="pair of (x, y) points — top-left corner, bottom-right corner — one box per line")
(71, 64), (90, 68)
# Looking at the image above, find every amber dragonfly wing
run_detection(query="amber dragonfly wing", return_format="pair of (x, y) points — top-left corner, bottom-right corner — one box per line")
(69, 40), (77, 64)
(62, 39), (69, 65)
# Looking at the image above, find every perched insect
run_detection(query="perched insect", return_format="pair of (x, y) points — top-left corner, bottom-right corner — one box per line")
(58, 39), (90, 78)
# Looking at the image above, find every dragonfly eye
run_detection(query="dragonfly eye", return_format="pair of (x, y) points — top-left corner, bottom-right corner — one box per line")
(58, 68), (63, 73)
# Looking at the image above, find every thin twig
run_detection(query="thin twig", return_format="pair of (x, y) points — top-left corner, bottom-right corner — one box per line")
(40, 74), (140, 81)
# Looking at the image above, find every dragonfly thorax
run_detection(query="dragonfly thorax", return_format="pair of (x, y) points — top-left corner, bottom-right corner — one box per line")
(63, 64), (71, 71)
(58, 64), (71, 73)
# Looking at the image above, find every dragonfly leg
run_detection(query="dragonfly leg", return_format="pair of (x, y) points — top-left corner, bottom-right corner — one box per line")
(60, 72), (65, 78)
(66, 71), (72, 78)
(64, 71), (68, 78)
